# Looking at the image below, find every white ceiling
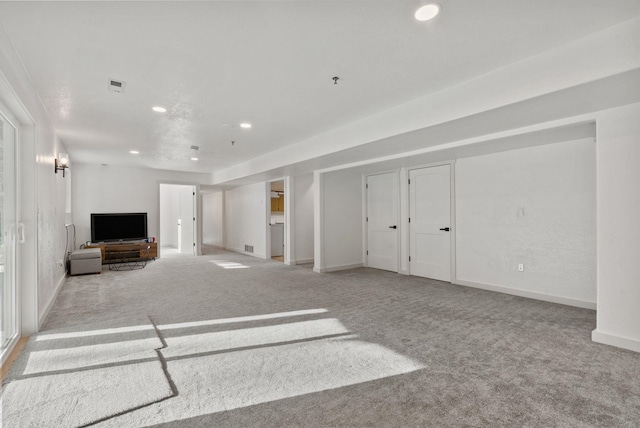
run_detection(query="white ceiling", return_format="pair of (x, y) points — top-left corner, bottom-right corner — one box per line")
(1, 0), (639, 175)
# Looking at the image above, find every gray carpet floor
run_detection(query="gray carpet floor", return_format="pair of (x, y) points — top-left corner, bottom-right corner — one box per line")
(17, 247), (640, 427)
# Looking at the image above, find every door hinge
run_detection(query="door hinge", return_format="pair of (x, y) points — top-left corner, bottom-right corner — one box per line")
(366, 250), (368, 255)
(409, 217), (411, 223)
(366, 217), (368, 222)
(193, 242), (196, 247)
(193, 192), (195, 196)
(409, 256), (411, 262)
(408, 178), (411, 185)
(193, 217), (195, 221)
(366, 183), (368, 189)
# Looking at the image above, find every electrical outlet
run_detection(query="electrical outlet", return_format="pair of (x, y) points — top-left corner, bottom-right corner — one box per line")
(518, 263), (524, 272)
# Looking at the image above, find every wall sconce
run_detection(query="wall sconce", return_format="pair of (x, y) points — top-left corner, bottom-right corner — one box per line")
(54, 153), (69, 177)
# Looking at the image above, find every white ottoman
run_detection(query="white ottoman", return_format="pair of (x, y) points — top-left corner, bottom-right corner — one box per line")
(70, 248), (102, 275)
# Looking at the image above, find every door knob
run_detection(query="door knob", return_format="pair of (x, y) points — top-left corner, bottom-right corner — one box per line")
(439, 227), (450, 231)
(389, 225), (397, 229)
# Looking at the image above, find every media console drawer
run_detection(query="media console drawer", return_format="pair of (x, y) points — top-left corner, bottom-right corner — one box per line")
(86, 242), (158, 264)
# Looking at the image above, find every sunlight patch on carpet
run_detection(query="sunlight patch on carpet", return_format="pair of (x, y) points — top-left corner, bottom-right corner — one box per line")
(99, 336), (425, 427)
(161, 318), (350, 358)
(2, 359), (172, 428)
(35, 324), (155, 342)
(2, 318), (173, 427)
(158, 308), (328, 330)
(211, 260), (250, 269)
(23, 337), (162, 375)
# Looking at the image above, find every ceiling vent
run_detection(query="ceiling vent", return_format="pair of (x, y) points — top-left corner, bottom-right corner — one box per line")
(107, 78), (126, 93)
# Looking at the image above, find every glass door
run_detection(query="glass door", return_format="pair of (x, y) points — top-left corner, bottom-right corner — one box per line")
(0, 110), (18, 357)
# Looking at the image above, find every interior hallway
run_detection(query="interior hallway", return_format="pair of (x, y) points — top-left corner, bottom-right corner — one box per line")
(3, 249), (640, 427)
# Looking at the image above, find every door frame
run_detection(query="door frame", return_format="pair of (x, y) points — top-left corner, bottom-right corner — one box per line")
(0, 104), (20, 363)
(405, 161), (456, 282)
(266, 177), (293, 264)
(1, 67), (43, 341)
(158, 181), (201, 257)
(363, 170), (400, 272)
(179, 184), (196, 255)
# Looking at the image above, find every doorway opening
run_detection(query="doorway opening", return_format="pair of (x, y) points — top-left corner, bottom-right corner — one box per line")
(270, 180), (285, 262)
(159, 184), (196, 257)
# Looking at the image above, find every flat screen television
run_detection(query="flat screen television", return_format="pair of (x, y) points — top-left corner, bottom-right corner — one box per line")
(91, 213), (148, 243)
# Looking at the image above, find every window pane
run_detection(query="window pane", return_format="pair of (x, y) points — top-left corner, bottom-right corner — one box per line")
(0, 114), (18, 354)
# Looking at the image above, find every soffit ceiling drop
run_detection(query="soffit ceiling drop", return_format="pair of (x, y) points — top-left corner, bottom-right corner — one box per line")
(0, 1), (639, 175)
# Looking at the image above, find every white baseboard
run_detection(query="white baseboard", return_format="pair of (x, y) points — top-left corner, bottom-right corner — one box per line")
(592, 329), (640, 353)
(39, 273), (66, 329)
(313, 263), (363, 273)
(294, 258), (314, 265)
(454, 279), (596, 310)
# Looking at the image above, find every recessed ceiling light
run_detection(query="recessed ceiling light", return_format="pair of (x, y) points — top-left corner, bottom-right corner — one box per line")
(191, 157), (199, 161)
(152, 106), (167, 113)
(415, 4), (440, 21)
(130, 150), (139, 154)
(240, 122), (252, 129)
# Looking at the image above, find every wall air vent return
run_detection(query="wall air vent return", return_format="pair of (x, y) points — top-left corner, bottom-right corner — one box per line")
(107, 78), (126, 93)
(244, 245), (254, 253)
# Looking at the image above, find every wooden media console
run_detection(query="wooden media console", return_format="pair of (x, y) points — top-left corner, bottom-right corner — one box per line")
(86, 242), (158, 265)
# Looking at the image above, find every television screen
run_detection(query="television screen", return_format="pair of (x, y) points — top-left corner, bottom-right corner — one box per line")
(91, 213), (148, 243)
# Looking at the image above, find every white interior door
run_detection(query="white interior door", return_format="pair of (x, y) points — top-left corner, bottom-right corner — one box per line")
(409, 165), (451, 281)
(366, 172), (399, 272)
(271, 224), (284, 257)
(1, 111), (18, 357)
(179, 186), (195, 255)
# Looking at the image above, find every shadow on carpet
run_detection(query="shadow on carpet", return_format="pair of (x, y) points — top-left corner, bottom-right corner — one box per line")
(95, 309), (426, 427)
(1, 316), (175, 428)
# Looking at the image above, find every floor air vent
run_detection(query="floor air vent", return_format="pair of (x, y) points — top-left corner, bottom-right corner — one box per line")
(244, 245), (254, 253)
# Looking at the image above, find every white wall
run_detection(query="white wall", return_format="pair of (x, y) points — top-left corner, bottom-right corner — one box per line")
(38, 161), (68, 319)
(593, 102), (640, 352)
(455, 139), (597, 306)
(224, 182), (267, 258)
(202, 191), (224, 246)
(178, 185), (195, 253)
(72, 163), (209, 246)
(293, 173), (314, 264)
(159, 184), (180, 248)
(315, 168), (363, 272)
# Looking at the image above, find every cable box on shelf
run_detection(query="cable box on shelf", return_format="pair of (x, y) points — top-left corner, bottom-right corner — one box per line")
(85, 242), (157, 264)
